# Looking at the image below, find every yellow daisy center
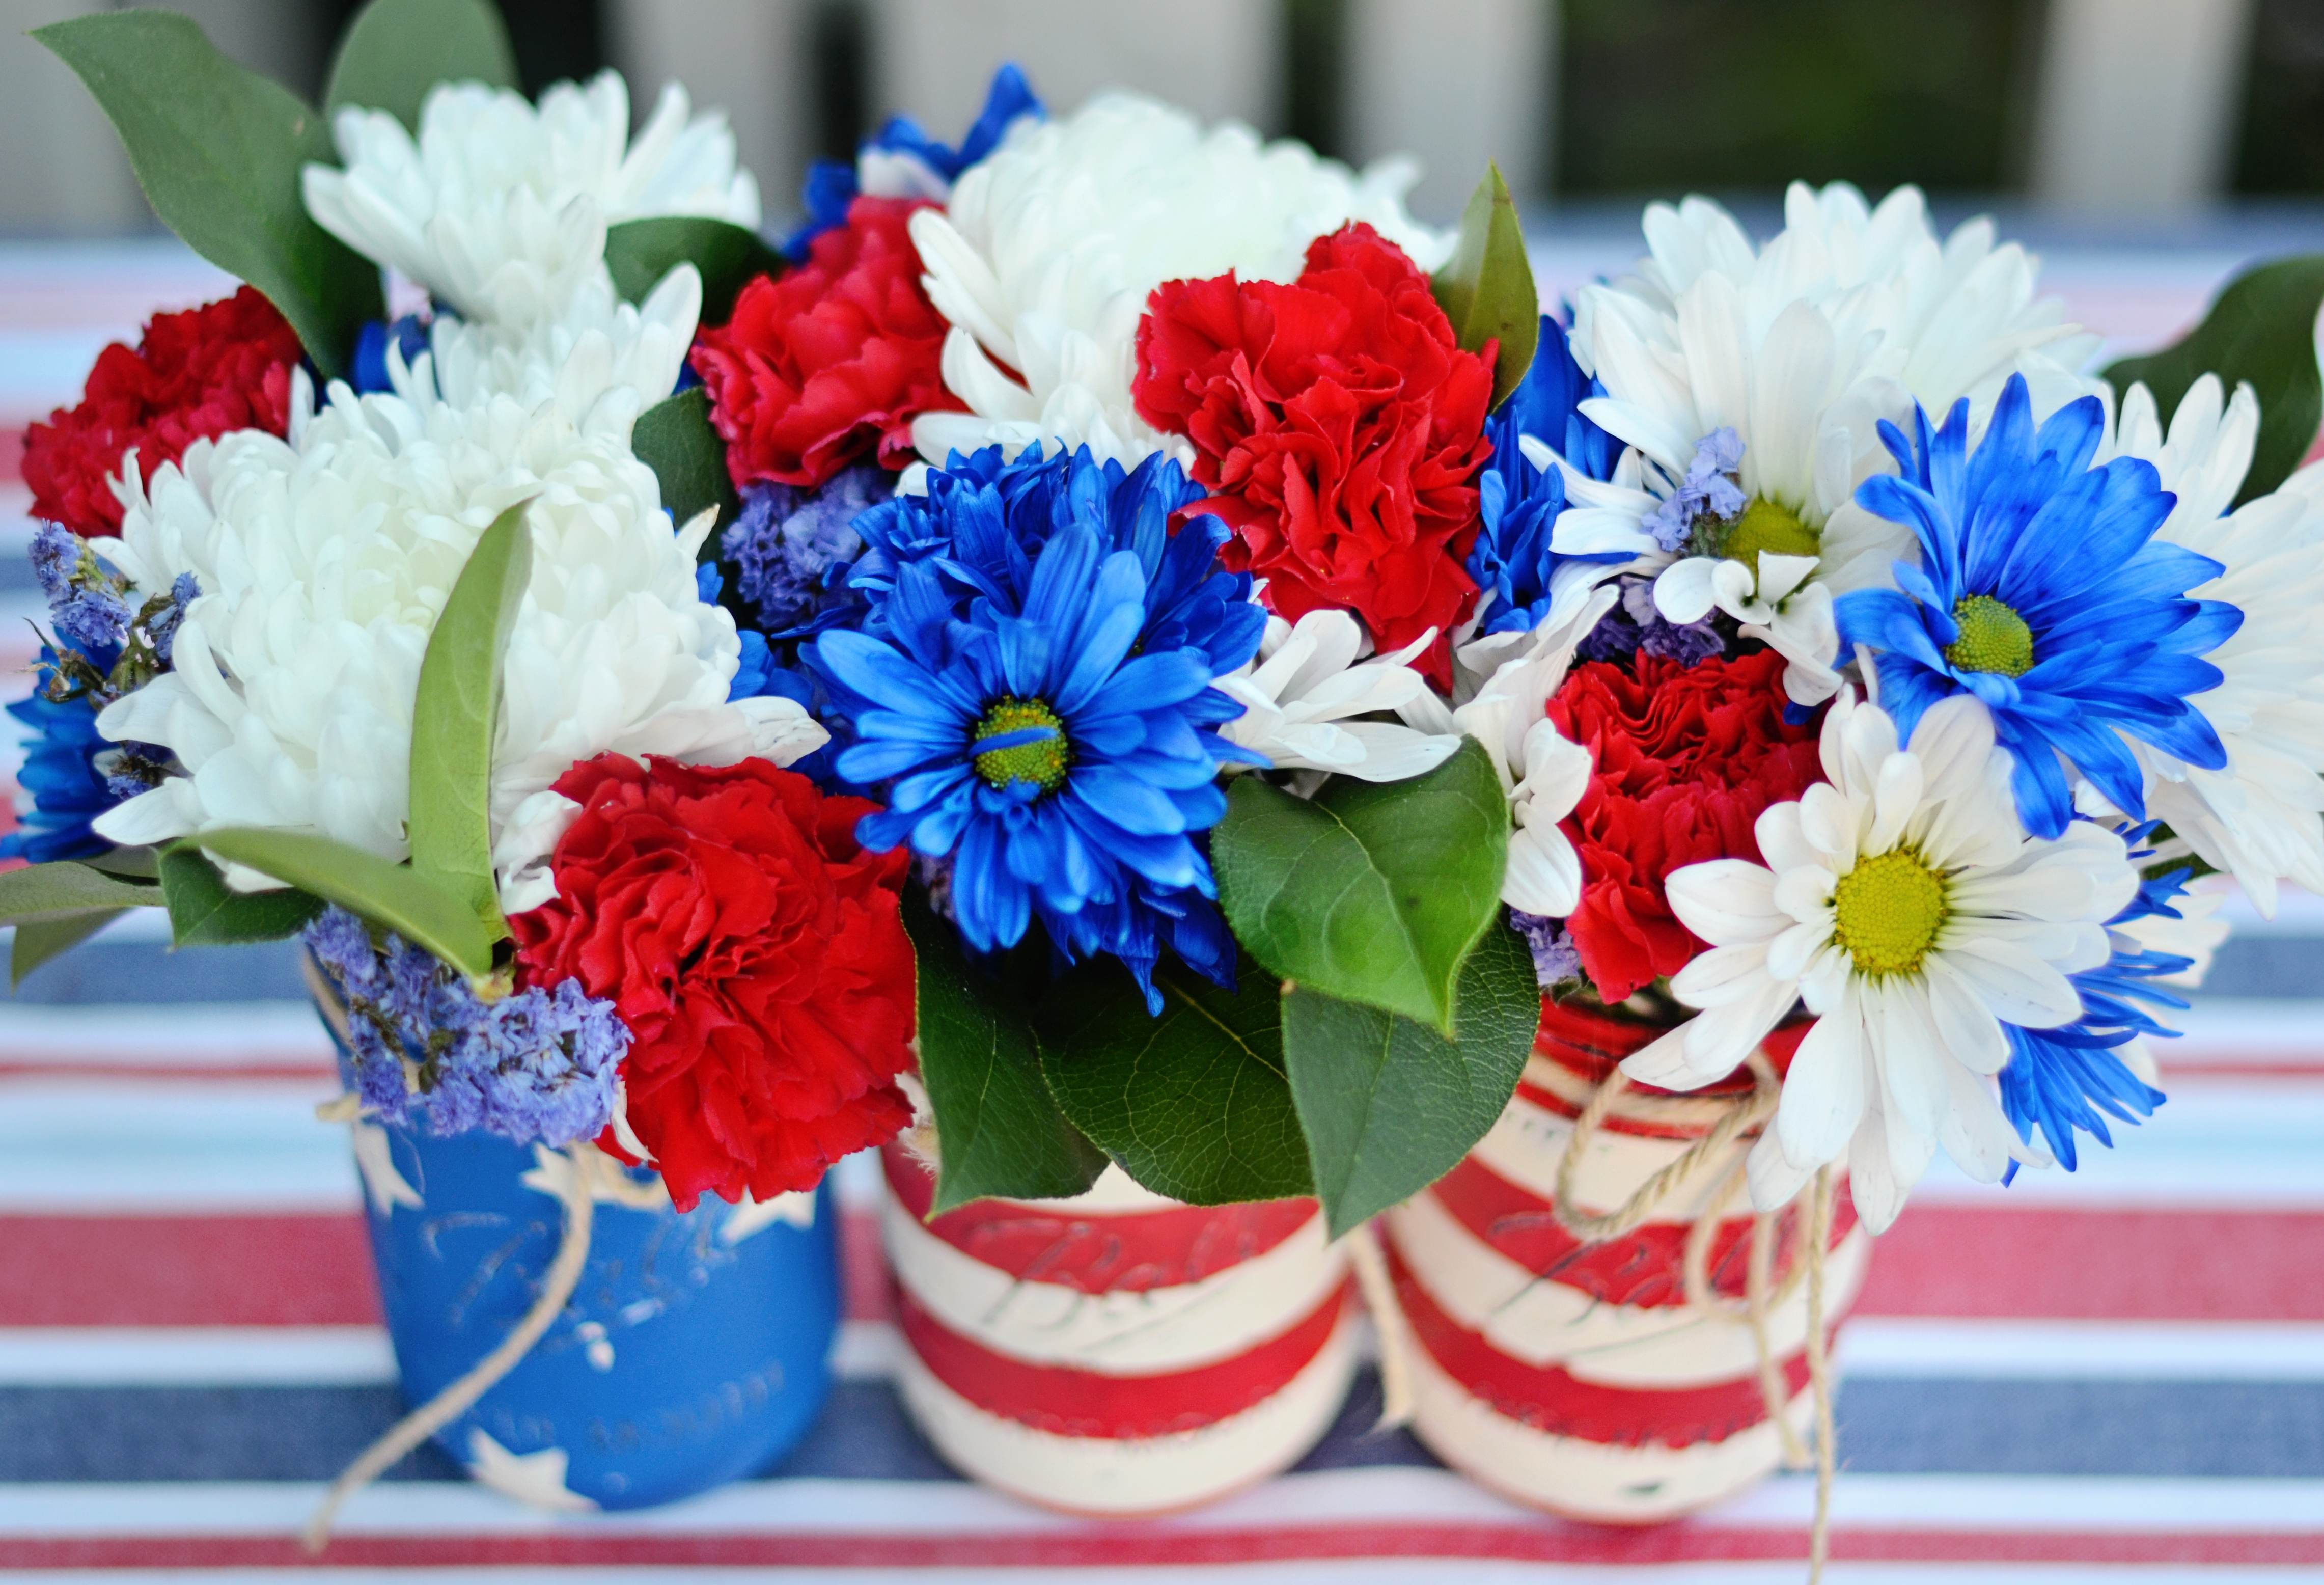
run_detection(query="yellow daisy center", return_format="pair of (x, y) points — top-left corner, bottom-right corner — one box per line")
(1709, 496), (1822, 568)
(973, 697), (1070, 792)
(1944, 593), (2036, 678)
(1831, 847), (1948, 977)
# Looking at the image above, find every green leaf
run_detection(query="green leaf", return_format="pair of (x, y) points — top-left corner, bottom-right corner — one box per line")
(11, 910), (127, 989)
(81, 846), (160, 881)
(1213, 735), (1509, 1035)
(904, 893), (1106, 1213)
(606, 216), (784, 326)
(2104, 255), (2324, 506)
(323, 0), (518, 131)
(34, 11), (383, 381)
(155, 845), (324, 946)
(633, 388), (742, 556)
(407, 500), (530, 936)
(1430, 162), (1539, 412)
(182, 830), (495, 977)
(0, 860), (162, 926)
(1284, 922), (1538, 1238)
(1037, 960), (1314, 1207)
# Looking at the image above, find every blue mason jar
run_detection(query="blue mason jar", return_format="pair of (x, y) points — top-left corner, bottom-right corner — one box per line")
(325, 1007), (841, 1510)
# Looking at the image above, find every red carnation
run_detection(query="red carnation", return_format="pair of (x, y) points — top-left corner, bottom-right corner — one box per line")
(511, 754), (918, 1210)
(693, 195), (965, 491)
(22, 287), (301, 540)
(1132, 223), (1492, 688)
(1550, 650), (1824, 1004)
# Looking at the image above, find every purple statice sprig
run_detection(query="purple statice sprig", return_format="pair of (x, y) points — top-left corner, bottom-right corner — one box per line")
(1642, 427), (1746, 553)
(1577, 576), (1726, 667)
(30, 522), (199, 706)
(722, 465), (890, 637)
(305, 907), (629, 1149)
(1509, 909), (1583, 989)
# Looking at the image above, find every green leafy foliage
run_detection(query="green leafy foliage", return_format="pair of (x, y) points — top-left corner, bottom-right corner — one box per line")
(10, 909), (127, 988)
(904, 895), (1107, 1213)
(1213, 736), (1509, 1035)
(2104, 255), (2324, 506)
(406, 501), (530, 936)
(1037, 960), (1313, 1207)
(606, 216), (784, 325)
(184, 829), (495, 977)
(322, 0), (517, 130)
(1283, 923), (1538, 1237)
(1430, 162), (1539, 411)
(633, 388), (742, 556)
(0, 860), (162, 925)
(155, 845), (324, 947)
(35, 11), (382, 381)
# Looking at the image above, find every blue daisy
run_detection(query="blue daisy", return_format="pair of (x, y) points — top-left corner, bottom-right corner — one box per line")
(1463, 317), (1628, 637)
(0, 652), (117, 864)
(810, 452), (1264, 1012)
(1835, 374), (2239, 838)
(2000, 862), (2195, 1177)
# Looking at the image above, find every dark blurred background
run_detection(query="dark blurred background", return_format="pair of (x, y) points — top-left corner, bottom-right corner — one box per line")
(4, 0), (2321, 233)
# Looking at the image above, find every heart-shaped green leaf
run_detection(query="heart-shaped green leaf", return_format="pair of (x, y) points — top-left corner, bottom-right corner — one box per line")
(35, 11), (383, 382)
(1213, 735), (1509, 1034)
(606, 216), (784, 326)
(11, 910), (128, 989)
(905, 894), (1108, 1212)
(323, 0), (517, 131)
(1284, 922), (1538, 1238)
(2104, 255), (2324, 506)
(407, 500), (531, 937)
(1431, 161), (1539, 412)
(1037, 960), (1314, 1207)
(185, 829), (496, 977)
(0, 860), (162, 926)
(156, 845), (325, 947)
(634, 388), (742, 556)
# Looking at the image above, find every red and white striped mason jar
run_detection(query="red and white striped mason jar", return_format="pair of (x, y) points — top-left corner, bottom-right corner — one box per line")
(879, 1143), (1358, 1515)
(1384, 1002), (1871, 1523)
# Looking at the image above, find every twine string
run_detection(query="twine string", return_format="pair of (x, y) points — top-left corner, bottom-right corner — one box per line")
(1804, 1164), (1838, 1585)
(1343, 1219), (1416, 1430)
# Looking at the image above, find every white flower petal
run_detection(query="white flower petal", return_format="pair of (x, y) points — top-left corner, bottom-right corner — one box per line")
(1665, 860), (1787, 944)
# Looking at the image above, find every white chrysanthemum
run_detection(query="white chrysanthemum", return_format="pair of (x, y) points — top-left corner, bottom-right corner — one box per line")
(1622, 692), (2138, 1232)
(2095, 374), (2324, 911)
(1560, 183), (2102, 706)
(421, 264), (702, 433)
(905, 93), (1450, 479)
(1215, 609), (1459, 784)
(85, 374), (822, 910)
(304, 72), (760, 327)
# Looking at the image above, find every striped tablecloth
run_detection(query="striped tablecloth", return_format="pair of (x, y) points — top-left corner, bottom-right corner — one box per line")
(2, 234), (2321, 1581)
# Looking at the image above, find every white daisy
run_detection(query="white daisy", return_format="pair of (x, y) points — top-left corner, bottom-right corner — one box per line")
(86, 374), (822, 910)
(904, 93), (1448, 480)
(1214, 609), (1459, 784)
(1560, 183), (2102, 707)
(2096, 375), (2324, 911)
(1622, 692), (2138, 1232)
(303, 72), (760, 329)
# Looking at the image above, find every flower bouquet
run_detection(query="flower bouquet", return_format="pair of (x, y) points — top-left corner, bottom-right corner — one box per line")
(11, 0), (2324, 1559)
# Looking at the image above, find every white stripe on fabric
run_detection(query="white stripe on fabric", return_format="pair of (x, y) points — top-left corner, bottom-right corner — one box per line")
(1836, 1319), (2324, 1381)
(0, 1327), (396, 1385)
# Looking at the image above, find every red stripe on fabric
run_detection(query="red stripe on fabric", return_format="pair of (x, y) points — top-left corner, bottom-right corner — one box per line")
(1390, 1243), (1805, 1450)
(1860, 1204), (2324, 1321)
(881, 1143), (1317, 1295)
(896, 1279), (1350, 1440)
(5, 1528), (2319, 1567)
(0, 429), (20, 485)
(1427, 1155), (1858, 1310)
(0, 1215), (378, 1326)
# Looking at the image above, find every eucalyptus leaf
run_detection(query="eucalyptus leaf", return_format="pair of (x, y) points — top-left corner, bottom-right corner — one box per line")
(407, 500), (530, 936)
(11, 910), (127, 990)
(184, 830), (496, 977)
(904, 893), (1106, 1212)
(81, 846), (160, 881)
(1284, 922), (1538, 1238)
(156, 845), (325, 947)
(1430, 162), (1539, 411)
(323, 0), (518, 131)
(0, 860), (162, 926)
(1037, 960), (1313, 1207)
(35, 11), (382, 381)
(2104, 254), (2324, 506)
(633, 388), (742, 555)
(606, 216), (784, 325)
(1213, 735), (1509, 1034)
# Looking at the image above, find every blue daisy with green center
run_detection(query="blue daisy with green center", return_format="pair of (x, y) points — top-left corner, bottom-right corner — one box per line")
(1835, 374), (2240, 838)
(810, 446), (1265, 1010)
